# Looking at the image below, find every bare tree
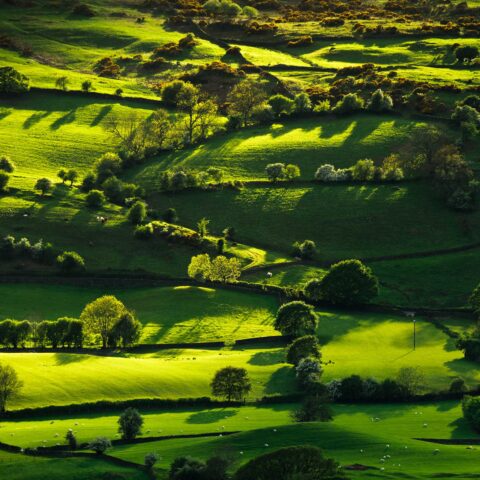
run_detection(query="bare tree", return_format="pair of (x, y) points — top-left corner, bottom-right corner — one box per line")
(105, 111), (150, 157)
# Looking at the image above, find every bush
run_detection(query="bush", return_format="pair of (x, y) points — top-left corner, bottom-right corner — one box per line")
(127, 200), (147, 225)
(268, 94), (294, 118)
(333, 93), (364, 114)
(85, 189), (105, 208)
(274, 301), (317, 337)
(450, 377), (467, 394)
(88, 437), (111, 455)
(145, 452), (159, 469)
(351, 159), (377, 181)
(56, 251), (85, 273)
(367, 88), (393, 112)
(292, 239), (316, 259)
(286, 335), (320, 365)
(265, 163), (285, 182)
(134, 223), (154, 239)
(317, 259), (378, 306)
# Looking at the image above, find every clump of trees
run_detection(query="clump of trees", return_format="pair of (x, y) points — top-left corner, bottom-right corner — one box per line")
(211, 366), (251, 402)
(188, 253), (242, 283)
(304, 259), (378, 306)
(265, 163), (300, 182)
(0, 235), (55, 264)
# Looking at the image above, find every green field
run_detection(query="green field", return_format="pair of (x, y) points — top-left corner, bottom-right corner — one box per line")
(0, 283), (279, 343)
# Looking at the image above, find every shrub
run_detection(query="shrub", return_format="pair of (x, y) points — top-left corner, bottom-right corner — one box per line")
(169, 457), (206, 480)
(127, 200), (147, 225)
(351, 159), (377, 181)
(85, 189), (105, 208)
(134, 223), (154, 239)
(265, 163), (285, 181)
(294, 92), (312, 113)
(88, 437), (111, 455)
(450, 377), (467, 394)
(274, 301), (317, 337)
(292, 239), (316, 259)
(56, 251), (85, 273)
(286, 335), (320, 365)
(284, 164), (301, 181)
(333, 93), (364, 114)
(367, 88), (393, 112)
(268, 94), (294, 118)
(145, 452), (159, 469)
(304, 278), (323, 302)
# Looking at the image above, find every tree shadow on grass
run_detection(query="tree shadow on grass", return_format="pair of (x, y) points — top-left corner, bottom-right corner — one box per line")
(186, 409), (238, 424)
(50, 109), (77, 130)
(264, 366), (296, 395)
(53, 353), (89, 365)
(91, 105), (112, 127)
(23, 111), (51, 129)
(248, 350), (285, 366)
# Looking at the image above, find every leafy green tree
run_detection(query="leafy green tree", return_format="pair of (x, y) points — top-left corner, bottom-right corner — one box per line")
(332, 93), (364, 114)
(56, 251), (85, 273)
(80, 295), (128, 348)
(292, 239), (316, 259)
(294, 389), (333, 422)
(94, 152), (123, 182)
(88, 437), (111, 455)
(57, 169), (67, 183)
(34, 177), (54, 196)
(161, 80), (187, 106)
(55, 76), (69, 91)
(304, 278), (323, 302)
(462, 395), (480, 431)
(318, 259), (378, 305)
(85, 189), (105, 208)
(0, 171), (9, 191)
(145, 452), (159, 470)
(234, 446), (345, 480)
(110, 312), (142, 348)
(274, 301), (317, 337)
(265, 163), (285, 182)
(118, 407), (143, 440)
(227, 79), (266, 127)
(81, 80), (93, 92)
(209, 255), (241, 283)
(294, 92), (312, 113)
(0, 66), (29, 94)
(0, 155), (15, 173)
(211, 366), (251, 402)
(469, 283), (480, 318)
(169, 457), (206, 480)
(455, 45), (479, 63)
(296, 356), (322, 389)
(188, 253), (212, 282)
(351, 158), (377, 181)
(286, 335), (321, 365)
(268, 94), (294, 118)
(0, 363), (23, 413)
(127, 200), (147, 225)
(284, 164), (301, 181)
(65, 169), (78, 186)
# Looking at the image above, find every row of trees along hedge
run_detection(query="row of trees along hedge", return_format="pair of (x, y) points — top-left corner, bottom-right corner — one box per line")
(0, 295), (142, 349)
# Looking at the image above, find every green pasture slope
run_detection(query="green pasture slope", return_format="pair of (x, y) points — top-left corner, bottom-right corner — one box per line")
(0, 283), (279, 343)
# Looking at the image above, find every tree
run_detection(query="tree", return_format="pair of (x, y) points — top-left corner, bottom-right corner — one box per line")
(284, 164), (300, 181)
(65, 169), (78, 186)
(304, 278), (323, 302)
(211, 366), (251, 402)
(145, 452), (159, 470)
(234, 446), (345, 480)
(268, 94), (294, 118)
(118, 407), (143, 440)
(294, 388), (332, 422)
(106, 113), (151, 160)
(127, 200), (147, 225)
(169, 457), (206, 480)
(66, 429), (77, 449)
(85, 189), (105, 208)
(147, 109), (172, 149)
(0, 66), (29, 94)
(396, 367), (425, 396)
(197, 217), (210, 237)
(209, 255), (241, 283)
(274, 301), (317, 337)
(0, 155), (14, 173)
(227, 79), (266, 127)
(88, 437), (111, 455)
(351, 158), (377, 181)
(462, 395), (480, 432)
(286, 335), (320, 365)
(188, 253), (212, 282)
(0, 363), (23, 413)
(81, 80), (93, 92)
(56, 251), (85, 273)
(367, 88), (393, 112)
(296, 356), (322, 389)
(110, 312), (142, 348)
(0, 172), (9, 192)
(162, 80), (187, 106)
(318, 259), (379, 305)
(292, 239), (316, 259)
(469, 283), (480, 318)
(80, 295), (128, 348)
(265, 163), (285, 182)
(34, 178), (54, 196)
(57, 169), (67, 183)
(55, 76), (69, 91)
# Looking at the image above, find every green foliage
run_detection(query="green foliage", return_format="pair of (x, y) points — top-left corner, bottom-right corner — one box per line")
(333, 93), (364, 114)
(286, 335), (321, 365)
(65, 429), (77, 449)
(351, 158), (377, 181)
(274, 301), (317, 337)
(268, 94), (294, 118)
(292, 239), (316, 259)
(34, 177), (54, 196)
(0, 363), (23, 413)
(462, 395), (480, 432)
(367, 88), (393, 112)
(56, 251), (85, 273)
(127, 201), (147, 225)
(0, 171), (10, 191)
(0, 66), (29, 94)
(118, 407), (143, 440)
(317, 259), (379, 305)
(234, 446), (344, 480)
(85, 189), (105, 208)
(88, 436), (111, 455)
(109, 312), (142, 348)
(0, 155), (15, 173)
(211, 366), (251, 401)
(187, 254), (241, 283)
(396, 366), (426, 396)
